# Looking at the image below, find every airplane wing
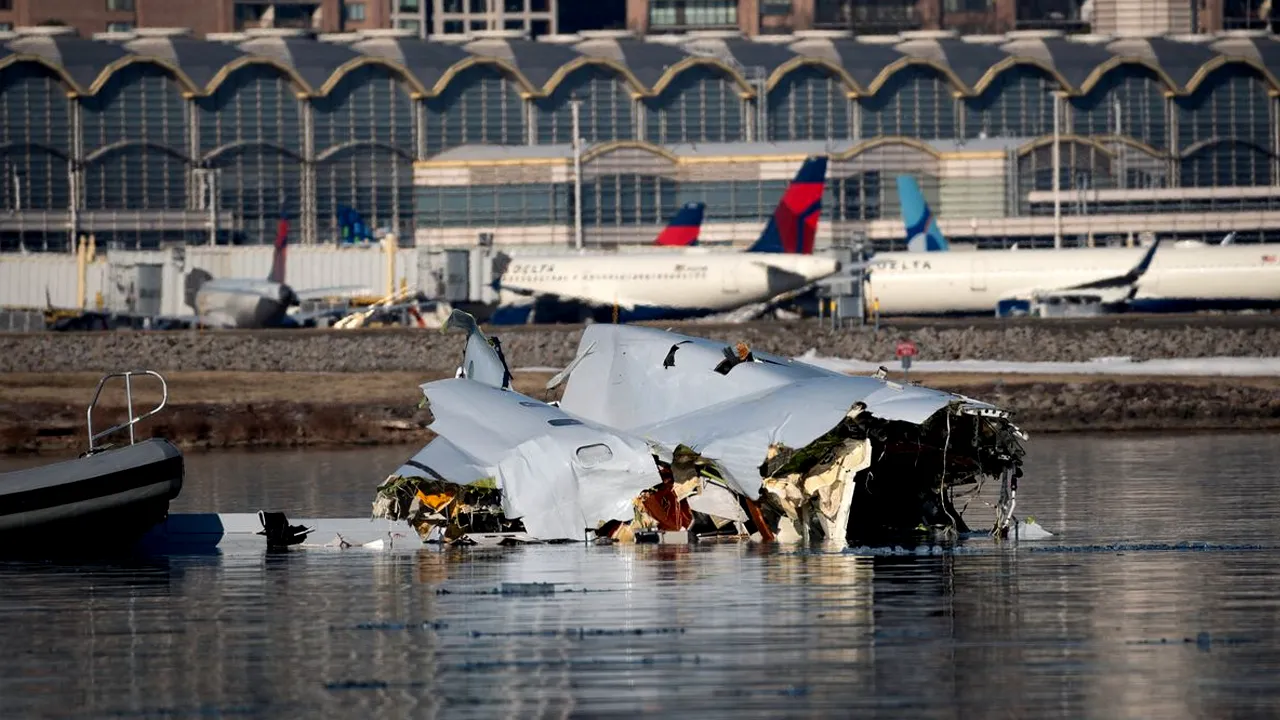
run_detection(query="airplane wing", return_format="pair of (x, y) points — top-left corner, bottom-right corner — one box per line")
(747, 260), (845, 293)
(999, 239), (1162, 305)
(746, 260), (817, 288)
(285, 306), (353, 326)
(293, 285), (372, 301)
(497, 281), (641, 311)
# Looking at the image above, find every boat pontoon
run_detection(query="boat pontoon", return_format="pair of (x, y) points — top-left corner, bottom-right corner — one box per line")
(0, 371), (184, 556)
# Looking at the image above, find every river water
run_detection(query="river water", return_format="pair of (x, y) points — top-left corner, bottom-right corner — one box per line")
(2, 433), (1279, 718)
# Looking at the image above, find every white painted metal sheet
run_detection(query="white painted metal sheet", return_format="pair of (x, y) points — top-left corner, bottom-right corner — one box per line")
(0, 255), (87, 309)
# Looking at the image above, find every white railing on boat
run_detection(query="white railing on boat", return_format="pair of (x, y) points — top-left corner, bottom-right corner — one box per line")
(87, 370), (169, 452)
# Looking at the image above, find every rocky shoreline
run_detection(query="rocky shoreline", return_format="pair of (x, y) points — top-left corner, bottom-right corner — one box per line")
(3, 318), (1280, 373)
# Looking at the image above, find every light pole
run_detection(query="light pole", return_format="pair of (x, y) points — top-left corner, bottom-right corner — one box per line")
(13, 168), (27, 253)
(1052, 90), (1062, 249)
(570, 94), (584, 251)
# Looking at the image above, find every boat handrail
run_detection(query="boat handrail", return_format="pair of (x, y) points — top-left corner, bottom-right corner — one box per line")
(87, 370), (169, 452)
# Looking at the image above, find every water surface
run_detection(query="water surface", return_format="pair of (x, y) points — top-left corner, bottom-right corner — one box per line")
(2, 434), (1279, 718)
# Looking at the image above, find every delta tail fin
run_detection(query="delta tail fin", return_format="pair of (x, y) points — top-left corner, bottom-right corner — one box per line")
(653, 201), (706, 247)
(269, 206), (289, 284)
(897, 175), (950, 252)
(747, 155), (828, 254)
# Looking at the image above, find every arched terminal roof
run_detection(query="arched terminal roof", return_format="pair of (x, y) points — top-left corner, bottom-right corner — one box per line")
(349, 31), (474, 94)
(235, 29), (364, 92)
(122, 30), (247, 90)
(5, 26), (1280, 97)
(5, 27), (130, 91)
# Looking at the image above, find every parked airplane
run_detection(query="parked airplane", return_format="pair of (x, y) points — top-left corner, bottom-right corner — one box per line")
(863, 186), (1280, 316)
(182, 211), (369, 328)
(489, 156), (838, 324)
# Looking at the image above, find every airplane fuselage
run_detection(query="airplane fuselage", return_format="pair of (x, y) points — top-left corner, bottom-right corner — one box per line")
(492, 251), (840, 324)
(866, 245), (1280, 316)
(194, 278), (296, 329)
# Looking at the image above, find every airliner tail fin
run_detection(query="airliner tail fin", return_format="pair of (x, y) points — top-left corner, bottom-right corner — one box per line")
(654, 201), (706, 247)
(897, 175), (950, 252)
(269, 206), (289, 284)
(747, 155), (828, 254)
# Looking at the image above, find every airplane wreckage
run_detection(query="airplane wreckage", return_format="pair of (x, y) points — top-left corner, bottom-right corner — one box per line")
(372, 311), (1029, 549)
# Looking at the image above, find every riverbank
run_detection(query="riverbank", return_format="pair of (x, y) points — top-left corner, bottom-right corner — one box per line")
(4, 318), (1280, 373)
(4, 370), (1278, 455)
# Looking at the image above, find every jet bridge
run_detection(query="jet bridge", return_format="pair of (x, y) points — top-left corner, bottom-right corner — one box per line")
(814, 240), (868, 328)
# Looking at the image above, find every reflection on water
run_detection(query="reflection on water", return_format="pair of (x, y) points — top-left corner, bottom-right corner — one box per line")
(2, 434), (1280, 717)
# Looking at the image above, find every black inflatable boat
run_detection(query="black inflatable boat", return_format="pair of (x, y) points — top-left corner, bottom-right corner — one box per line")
(0, 371), (184, 556)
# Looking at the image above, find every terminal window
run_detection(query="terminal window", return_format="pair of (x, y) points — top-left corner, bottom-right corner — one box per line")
(649, 0), (738, 28)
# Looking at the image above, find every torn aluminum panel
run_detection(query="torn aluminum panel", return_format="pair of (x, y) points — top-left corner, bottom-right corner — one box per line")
(556, 324), (1026, 544)
(442, 308), (511, 390)
(384, 378), (662, 541)
(558, 324), (1010, 431)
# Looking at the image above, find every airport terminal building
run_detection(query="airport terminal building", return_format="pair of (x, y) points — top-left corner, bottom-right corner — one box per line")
(2, 23), (1280, 253)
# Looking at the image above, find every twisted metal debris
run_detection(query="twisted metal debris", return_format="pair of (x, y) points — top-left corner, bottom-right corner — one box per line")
(374, 311), (1027, 547)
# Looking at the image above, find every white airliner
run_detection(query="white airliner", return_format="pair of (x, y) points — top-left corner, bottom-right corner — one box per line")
(863, 179), (1280, 316)
(490, 156), (839, 324)
(179, 212), (368, 328)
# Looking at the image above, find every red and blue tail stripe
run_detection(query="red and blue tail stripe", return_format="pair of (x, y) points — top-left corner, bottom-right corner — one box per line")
(748, 156), (828, 255)
(653, 201), (706, 247)
(269, 205), (289, 283)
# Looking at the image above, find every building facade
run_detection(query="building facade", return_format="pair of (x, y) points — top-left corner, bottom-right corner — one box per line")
(0, 0), (433, 38)
(1, 23), (1279, 253)
(431, 0), (557, 37)
(625, 0), (1275, 37)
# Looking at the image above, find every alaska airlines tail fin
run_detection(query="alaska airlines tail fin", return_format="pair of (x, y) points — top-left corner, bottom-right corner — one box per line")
(268, 207), (289, 284)
(896, 175), (950, 252)
(747, 155), (828, 254)
(654, 201), (706, 247)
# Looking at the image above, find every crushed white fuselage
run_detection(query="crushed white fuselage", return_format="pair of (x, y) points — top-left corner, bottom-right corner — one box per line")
(376, 314), (1027, 547)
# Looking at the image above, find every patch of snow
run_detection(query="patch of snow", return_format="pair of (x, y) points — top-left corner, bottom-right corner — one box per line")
(795, 350), (1280, 377)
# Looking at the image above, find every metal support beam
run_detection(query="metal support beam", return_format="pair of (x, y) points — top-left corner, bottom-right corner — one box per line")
(302, 101), (316, 245)
(571, 95), (584, 251)
(70, 97), (84, 254)
(1052, 90), (1062, 249)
